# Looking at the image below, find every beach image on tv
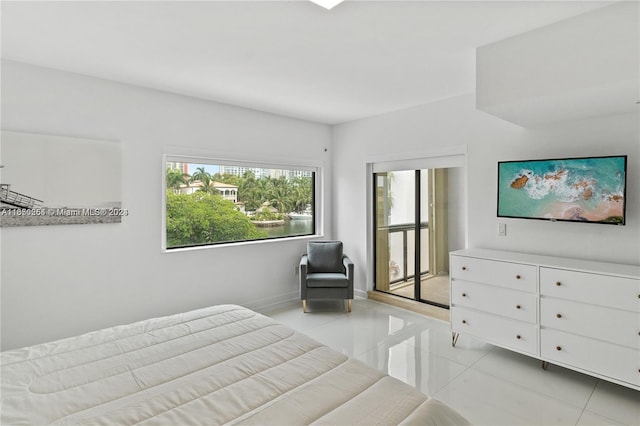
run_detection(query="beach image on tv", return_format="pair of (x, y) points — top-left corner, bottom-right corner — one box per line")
(498, 156), (626, 224)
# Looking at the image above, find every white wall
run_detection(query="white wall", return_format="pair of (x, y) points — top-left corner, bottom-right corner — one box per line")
(0, 60), (332, 350)
(447, 166), (465, 253)
(333, 93), (640, 295)
(477, 1), (638, 127)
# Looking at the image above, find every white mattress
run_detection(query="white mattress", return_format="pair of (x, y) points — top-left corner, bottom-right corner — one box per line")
(1, 305), (469, 425)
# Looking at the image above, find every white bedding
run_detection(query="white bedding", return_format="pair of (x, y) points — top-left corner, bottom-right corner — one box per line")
(1, 305), (469, 425)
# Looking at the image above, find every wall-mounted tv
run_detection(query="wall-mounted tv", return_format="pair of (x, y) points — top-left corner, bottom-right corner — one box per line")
(497, 155), (627, 225)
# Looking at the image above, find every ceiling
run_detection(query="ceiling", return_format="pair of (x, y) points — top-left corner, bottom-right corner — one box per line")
(1, 0), (615, 124)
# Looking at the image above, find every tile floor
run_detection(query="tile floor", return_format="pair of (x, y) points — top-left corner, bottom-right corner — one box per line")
(389, 274), (451, 306)
(261, 299), (640, 426)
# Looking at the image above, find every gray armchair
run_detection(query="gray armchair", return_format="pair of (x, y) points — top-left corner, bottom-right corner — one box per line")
(300, 240), (354, 313)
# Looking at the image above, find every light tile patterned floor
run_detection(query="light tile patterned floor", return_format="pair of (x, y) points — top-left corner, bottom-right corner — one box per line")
(261, 299), (640, 426)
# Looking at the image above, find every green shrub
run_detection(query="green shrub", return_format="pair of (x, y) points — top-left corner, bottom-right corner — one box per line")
(166, 192), (267, 248)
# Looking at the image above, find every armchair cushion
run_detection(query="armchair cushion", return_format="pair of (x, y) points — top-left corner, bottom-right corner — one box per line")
(306, 273), (349, 288)
(307, 241), (344, 273)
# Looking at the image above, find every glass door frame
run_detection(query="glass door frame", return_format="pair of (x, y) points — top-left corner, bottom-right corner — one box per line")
(372, 169), (448, 310)
(365, 147), (467, 310)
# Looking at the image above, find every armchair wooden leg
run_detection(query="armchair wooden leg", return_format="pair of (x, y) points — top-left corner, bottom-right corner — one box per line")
(348, 299), (352, 312)
(302, 300), (307, 313)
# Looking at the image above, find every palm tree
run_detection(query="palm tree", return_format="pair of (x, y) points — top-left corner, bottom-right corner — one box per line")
(166, 168), (189, 193)
(238, 171), (262, 211)
(265, 177), (293, 213)
(191, 167), (210, 185)
(291, 177), (312, 212)
(190, 167), (217, 194)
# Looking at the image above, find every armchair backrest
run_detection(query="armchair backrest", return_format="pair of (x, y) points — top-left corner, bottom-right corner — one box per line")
(307, 241), (344, 273)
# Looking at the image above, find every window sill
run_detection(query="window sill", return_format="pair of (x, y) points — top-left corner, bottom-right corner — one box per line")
(162, 234), (323, 253)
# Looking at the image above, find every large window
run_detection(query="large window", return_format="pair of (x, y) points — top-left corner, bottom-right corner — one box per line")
(163, 156), (317, 250)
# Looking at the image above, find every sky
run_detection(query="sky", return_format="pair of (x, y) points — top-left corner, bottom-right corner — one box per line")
(188, 164), (219, 175)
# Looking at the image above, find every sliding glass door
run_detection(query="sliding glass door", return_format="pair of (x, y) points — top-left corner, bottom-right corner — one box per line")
(374, 168), (449, 308)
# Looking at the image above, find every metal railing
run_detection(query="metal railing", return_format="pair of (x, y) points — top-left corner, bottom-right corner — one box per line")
(0, 184), (43, 209)
(380, 221), (429, 285)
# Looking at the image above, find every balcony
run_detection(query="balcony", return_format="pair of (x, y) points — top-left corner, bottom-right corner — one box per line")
(376, 222), (449, 307)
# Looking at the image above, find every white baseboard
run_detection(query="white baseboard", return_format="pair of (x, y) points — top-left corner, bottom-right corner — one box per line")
(246, 291), (300, 313)
(354, 288), (368, 300)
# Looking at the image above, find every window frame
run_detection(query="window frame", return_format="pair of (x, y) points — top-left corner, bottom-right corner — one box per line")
(162, 154), (322, 252)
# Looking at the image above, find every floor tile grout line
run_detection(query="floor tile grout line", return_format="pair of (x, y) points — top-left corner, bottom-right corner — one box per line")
(573, 379), (599, 426)
(465, 358), (600, 414)
(574, 379), (634, 426)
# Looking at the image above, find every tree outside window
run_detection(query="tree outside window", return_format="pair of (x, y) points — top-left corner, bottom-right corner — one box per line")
(164, 160), (315, 249)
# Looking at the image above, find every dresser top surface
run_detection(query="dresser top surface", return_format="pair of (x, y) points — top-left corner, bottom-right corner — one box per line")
(451, 248), (640, 279)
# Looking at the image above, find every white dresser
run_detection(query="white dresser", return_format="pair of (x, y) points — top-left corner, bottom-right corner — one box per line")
(450, 248), (640, 390)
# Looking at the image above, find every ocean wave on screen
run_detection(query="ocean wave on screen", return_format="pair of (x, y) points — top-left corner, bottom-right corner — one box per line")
(515, 167), (611, 203)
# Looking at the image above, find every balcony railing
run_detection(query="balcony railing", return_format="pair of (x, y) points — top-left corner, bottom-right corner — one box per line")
(380, 221), (429, 285)
(0, 184), (43, 209)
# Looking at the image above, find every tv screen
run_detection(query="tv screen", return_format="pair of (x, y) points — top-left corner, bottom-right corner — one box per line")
(497, 155), (627, 225)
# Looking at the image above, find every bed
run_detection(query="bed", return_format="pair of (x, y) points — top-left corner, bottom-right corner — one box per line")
(1, 304), (469, 425)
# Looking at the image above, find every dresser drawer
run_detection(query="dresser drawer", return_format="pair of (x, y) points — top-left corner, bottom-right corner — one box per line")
(451, 255), (536, 292)
(540, 268), (640, 311)
(452, 307), (537, 355)
(541, 328), (640, 387)
(541, 298), (639, 349)
(452, 281), (537, 324)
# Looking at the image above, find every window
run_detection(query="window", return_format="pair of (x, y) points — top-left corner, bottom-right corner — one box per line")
(163, 156), (317, 250)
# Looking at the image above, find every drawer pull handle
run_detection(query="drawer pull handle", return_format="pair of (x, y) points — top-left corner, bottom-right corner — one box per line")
(556, 313), (562, 319)
(462, 266), (467, 271)
(516, 335), (521, 340)
(462, 320), (467, 324)
(556, 281), (562, 287)
(462, 293), (467, 297)
(516, 275), (521, 280)
(516, 305), (521, 309)
(556, 346), (562, 351)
